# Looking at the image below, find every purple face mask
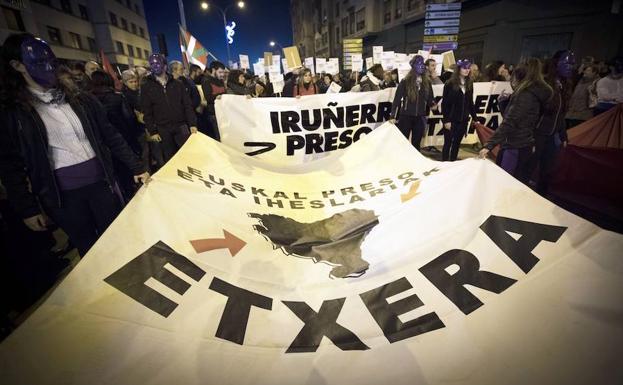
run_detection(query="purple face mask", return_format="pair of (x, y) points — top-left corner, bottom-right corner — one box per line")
(457, 59), (472, 71)
(556, 51), (576, 79)
(411, 55), (426, 75)
(20, 37), (58, 89)
(149, 54), (167, 76)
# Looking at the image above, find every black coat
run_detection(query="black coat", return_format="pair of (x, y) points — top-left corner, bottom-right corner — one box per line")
(93, 88), (142, 154)
(140, 74), (197, 135)
(441, 81), (478, 123)
(484, 83), (552, 150)
(391, 77), (434, 118)
(179, 76), (201, 110)
(534, 80), (568, 141)
(0, 93), (146, 219)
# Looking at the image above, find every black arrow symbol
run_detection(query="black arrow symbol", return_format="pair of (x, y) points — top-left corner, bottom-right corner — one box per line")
(244, 142), (277, 156)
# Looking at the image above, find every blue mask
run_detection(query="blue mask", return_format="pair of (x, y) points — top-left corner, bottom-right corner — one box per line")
(20, 37), (58, 88)
(411, 55), (426, 75)
(557, 51), (576, 79)
(149, 54), (167, 76)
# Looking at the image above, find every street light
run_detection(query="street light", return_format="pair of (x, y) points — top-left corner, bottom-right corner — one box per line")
(200, 1), (246, 66)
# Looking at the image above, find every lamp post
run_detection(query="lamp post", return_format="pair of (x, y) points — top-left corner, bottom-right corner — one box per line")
(269, 40), (283, 55)
(200, 1), (245, 66)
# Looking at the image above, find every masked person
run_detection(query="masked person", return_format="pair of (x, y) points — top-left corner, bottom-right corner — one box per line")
(389, 55), (435, 150)
(0, 34), (149, 257)
(479, 58), (552, 183)
(528, 50), (574, 195)
(441, 59), (479, 161)
(140, 53), (198, 164)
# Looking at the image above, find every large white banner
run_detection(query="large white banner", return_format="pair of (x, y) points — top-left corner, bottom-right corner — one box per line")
(1, 126), (621, 385)
(217, 82), (512, 164)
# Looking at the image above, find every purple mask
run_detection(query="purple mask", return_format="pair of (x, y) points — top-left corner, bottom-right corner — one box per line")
(410, 55), (426, 75)
(20, 37), (58, 89)
(556, 51), (576, 79)
(457, 59), (472, 70)
(149, 54), (167, 76)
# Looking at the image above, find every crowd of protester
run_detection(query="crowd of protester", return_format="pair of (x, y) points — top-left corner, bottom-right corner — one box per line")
(0, 31), (622, 339)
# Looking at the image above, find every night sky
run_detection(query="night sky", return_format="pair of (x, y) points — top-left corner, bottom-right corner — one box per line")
(143, 0), (293, 66)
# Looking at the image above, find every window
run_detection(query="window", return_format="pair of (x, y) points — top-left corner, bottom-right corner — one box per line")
(349, 8), (355, 35)
(383, 1), (391, 24)
(60, 0), (72, 14)
(47, 26), (62, 44)
(2, 6), (26, 31)
(322, 32), (328, 45)
(87, 37), (96, 52)
(335, 26), (340, 44)
(407, 0), (417, 12)
(139, 27), (145, 37)
(356, 8), (365, 31)
(115, 40), (125, 54)
(144, 49), (150, 58)
(127, 44), (134, 57)
(121, 18), (128, 30)
(69, 32), (82, 49)
(134, 4), (141, 15)
(136, 48), (142, 59)
(78, 4), (89, 20)
(110, 12), (118, 26)
(395, 0), (402, 19)
(335, 3), (339, 17)
(341, 17), (348, 38)
(322, 7), (327, 24)
(131, 23), (137, 34)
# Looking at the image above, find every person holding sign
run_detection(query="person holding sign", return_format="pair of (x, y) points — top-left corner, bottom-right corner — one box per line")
(389, 55), (435, 151)
(441, 59), (479, 161)
(293, 68), (318, 97)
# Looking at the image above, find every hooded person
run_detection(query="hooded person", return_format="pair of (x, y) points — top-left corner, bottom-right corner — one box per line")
(389, 55), (436, 150)
(440, 59), (479, 161)
(479, 58), (553, 183)
(358, 64), (384, 92)
(140, 53), (198, 164)
(0, 33), (149, 257)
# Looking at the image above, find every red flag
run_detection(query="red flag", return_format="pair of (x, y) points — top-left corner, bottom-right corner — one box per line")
(100, 49), (122, 91)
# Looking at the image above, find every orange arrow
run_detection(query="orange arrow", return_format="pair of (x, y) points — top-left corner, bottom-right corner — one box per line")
(190, 230), (246, 256)
(400, 180), (421, 203)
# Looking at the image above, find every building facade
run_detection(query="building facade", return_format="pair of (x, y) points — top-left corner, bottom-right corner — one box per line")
(1, 0), (152, 68)
(291, 0), (623, 68)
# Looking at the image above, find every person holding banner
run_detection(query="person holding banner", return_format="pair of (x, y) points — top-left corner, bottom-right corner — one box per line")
(441, 59), (479, 161)
(479, 58), (553, 183)
(0, 34), (150, 257)
(293, 68), (318, 97)
(528, 50), (574, 195)
(389, 55), (435, 151)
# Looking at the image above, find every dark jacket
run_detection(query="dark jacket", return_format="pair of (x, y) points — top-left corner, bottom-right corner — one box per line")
(391, 77), (435, 118)
(226, 82), (250, 96)
(140, 74), (197, 135)
(179, 76), (201, 110)
(0, 93), (146, 219)
(484, 83), (552, 151)
(441, 80), (478, 123)
(122, 86), (141, 113)
(201, 75), (226, 115)
(93, 88), (143, 154)
(534, 80), (568, 141)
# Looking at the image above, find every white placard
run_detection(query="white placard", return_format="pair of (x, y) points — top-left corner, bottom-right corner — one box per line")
(304, 57), (315, 74)
(327, 81), (342, 93)
(373, 46), (383, 64)
(365, 57), (374, 70)
(431, 54), (443, 76)
(239, 54), (250, 69)
(282, 58), (290, 74)
(253, 63), (265, 75)
(351, 54), (363, 72)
